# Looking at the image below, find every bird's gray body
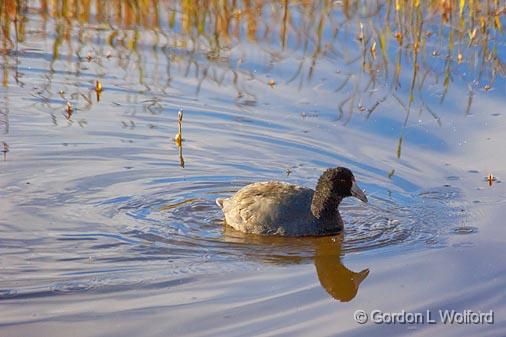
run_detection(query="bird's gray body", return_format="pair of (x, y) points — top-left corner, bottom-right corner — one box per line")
(217, 181), (342, 236)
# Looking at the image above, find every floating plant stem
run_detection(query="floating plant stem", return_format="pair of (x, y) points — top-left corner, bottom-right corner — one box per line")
(1, 141), (8, 161)
(65, 101), (73, 120)
(174, 108), (183, 147)
(173, 110), (185, 167)
(487, 174), (495, 187)
(95, 80), (102, 102)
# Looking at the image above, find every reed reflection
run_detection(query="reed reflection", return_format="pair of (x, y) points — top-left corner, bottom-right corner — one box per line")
(1, 141), (8, 161)
(223, 228), (369, 302)
(0, 0), (504, 158)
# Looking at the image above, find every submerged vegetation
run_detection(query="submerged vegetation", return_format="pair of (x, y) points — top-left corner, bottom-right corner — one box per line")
(0, 0), (505, 156)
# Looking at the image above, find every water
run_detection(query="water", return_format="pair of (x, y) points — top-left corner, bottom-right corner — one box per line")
(1, 1), (505, 336)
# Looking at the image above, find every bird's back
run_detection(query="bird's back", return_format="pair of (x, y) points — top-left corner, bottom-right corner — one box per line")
(218, 181), (320, 236)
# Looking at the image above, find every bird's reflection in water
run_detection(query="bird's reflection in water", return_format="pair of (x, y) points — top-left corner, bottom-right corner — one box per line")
(222, 227), (369, 302)
(313, 237), (369, 302)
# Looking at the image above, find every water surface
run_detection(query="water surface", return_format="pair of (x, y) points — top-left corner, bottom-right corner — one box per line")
(1, 1), (505, 336)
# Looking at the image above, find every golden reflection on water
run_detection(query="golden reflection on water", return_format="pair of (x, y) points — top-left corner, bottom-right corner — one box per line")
(1, 3), (503, 97)
(160, 197), (200, 211)
(223, 227), (369, 302)
(95, 80), (102, 102)
(0, 1), (504, 158)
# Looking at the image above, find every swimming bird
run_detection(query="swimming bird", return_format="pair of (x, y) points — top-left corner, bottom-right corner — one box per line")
(216, 167), (368, 236)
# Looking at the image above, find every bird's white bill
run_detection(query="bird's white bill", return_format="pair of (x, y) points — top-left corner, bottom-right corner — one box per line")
(351, 181), (368, 203)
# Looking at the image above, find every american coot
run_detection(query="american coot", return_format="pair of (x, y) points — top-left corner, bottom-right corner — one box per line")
(216, 167), (368, 236)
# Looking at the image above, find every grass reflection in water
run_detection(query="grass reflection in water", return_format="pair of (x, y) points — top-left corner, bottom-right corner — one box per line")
(1, 1), (504, 157)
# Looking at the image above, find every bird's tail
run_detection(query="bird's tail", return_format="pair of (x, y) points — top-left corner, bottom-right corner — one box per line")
(216, 198), (225, 209)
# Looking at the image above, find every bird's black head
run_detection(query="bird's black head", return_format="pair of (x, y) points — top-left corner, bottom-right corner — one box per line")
(325, 167), (355, 198)
(311, 167), (368, 220)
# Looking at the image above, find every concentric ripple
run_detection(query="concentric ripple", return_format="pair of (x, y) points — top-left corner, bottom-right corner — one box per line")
(97, 180), (469, 263)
